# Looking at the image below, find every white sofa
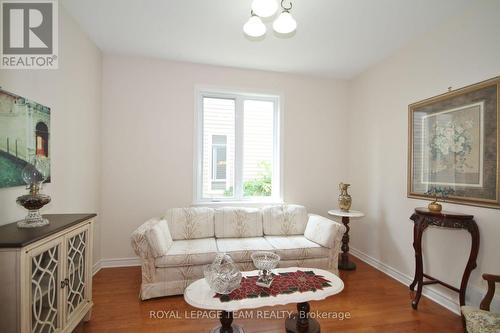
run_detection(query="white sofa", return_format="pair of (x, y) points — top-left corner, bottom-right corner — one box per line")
(131, 204), (346, 300)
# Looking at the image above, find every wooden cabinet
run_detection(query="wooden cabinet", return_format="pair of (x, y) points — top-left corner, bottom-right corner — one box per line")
(0, 214), (95, 333)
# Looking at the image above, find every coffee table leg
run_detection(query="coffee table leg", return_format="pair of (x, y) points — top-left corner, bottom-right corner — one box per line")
(285, 302), (320, 333)
(220, 311), (233, 333)
(210, 311), (245, 333)
(297, 302), (310, 332)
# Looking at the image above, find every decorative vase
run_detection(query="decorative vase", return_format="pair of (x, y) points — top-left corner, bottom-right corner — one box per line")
(428, 201), (442, 213)
(338, 182), (352, 211)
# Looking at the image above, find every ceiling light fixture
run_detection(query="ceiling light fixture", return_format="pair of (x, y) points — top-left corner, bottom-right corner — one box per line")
(251, 0), (278, 18)
(273, 1), (297, 34)
(243, 11), (267, 37)
(244, 0), (296, 39)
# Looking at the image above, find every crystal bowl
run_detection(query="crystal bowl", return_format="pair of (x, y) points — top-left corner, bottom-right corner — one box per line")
(204, 253), (242, 295)
(251, 251), (280, 271)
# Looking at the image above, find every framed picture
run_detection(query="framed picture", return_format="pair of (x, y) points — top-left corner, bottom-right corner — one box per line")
(408, 77), (499, 209)
(0, 88), (51, 189)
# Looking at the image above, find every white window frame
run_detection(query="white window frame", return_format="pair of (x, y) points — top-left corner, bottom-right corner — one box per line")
(194, 88), (283, 204)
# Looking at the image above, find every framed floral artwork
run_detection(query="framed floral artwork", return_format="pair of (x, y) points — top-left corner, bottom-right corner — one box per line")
(408, 77), (500, 209)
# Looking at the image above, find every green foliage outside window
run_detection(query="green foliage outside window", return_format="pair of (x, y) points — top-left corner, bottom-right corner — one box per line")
(223, 161), (272, 197)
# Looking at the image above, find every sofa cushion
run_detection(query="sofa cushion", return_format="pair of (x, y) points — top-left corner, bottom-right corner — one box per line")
(265, 236), (329, 260)
(216, 237), (274, 263)
(145, 220), (173, 258)
(154, 238), (218, 268)
(164, 207), (215, 240)
(215, 207), (263, 238)
(262, 204), (308, 236)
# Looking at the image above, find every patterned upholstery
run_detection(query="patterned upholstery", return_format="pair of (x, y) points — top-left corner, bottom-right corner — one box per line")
(264, 235), (329, 260)
(262, 204), (308, 236)
(216, 237), (274, 262)
(154, 238), (218, 268)
(145, 220), (173, 258)
(164, 207), (215, 240)
(461, 306), (500, 333)
(214, 207), (263, 238)
(304, 214), (339, 248)
(131, 205), (346, 300)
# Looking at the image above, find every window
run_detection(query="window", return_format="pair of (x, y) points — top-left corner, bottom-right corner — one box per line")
(195, 90), (281, 202)
(211, 135), (227, 190)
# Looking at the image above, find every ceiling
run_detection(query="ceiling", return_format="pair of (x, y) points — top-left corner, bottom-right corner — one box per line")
(62, 0), (474, 79)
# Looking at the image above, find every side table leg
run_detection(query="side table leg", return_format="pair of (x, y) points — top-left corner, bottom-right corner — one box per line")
(459, 222), (480, 307)
(411, 219), (428, 310)
(339, 216), (356, 271)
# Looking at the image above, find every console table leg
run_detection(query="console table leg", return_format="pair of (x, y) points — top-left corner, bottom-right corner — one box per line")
(339, 216), (356, 271)
(409, 221), (420, 291)
(459, 222), (480, 307)
(411, 219), (428, 310)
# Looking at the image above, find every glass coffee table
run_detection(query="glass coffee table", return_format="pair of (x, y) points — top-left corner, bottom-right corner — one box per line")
(184, 267), (344, 333)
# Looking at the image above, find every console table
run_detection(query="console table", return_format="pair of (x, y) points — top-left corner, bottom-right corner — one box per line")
(409, 208), (479, 310)
(0, 214), (96, 333)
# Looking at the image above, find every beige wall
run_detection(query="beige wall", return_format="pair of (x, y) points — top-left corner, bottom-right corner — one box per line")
(347, 0), (500, 311)
(0, 6), (102, 264)
(101, 55), (349, 259)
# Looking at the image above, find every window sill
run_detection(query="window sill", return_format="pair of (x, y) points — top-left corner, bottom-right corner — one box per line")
(191, 199), (284, 207)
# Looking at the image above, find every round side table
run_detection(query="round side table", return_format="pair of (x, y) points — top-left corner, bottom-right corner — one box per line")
(327, 209), (364, 271)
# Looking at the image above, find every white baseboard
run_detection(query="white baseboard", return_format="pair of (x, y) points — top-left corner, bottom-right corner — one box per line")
(350, 247), (461, 315)
(92, 257), (140, 276)
(92, 260), (102, 275)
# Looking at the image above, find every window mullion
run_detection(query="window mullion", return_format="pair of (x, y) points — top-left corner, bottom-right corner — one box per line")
(234, 96), (244, 200)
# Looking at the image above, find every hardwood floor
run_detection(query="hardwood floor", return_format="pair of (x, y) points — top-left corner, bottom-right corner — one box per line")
(78, 257), (463, 333)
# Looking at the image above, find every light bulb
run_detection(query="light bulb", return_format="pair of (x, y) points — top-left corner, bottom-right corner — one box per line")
(251, 0), (278, 18)
(243, 16), (266, 37)
(273, 11), (297, 34)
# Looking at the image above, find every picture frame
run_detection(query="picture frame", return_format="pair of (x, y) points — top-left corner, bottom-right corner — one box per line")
(408, 76), (500, 209)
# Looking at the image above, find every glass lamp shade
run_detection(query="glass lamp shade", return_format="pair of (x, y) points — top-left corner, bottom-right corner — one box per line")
(243, 16), (266, 37)
(273, 11), (297, 34)
(21, 156), (49, 188)
(251, 0), (278, 18)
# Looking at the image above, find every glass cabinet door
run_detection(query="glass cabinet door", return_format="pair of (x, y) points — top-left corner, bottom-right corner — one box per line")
(65, 227), (88, 321)
(30, 241), (62, 333)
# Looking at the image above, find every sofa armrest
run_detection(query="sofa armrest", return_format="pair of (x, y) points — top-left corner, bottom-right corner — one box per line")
(131, 217), (171, 288)
(304, 214), (346, 248)
(131, 217), (163, 259)
(304, 214), (346, 274)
